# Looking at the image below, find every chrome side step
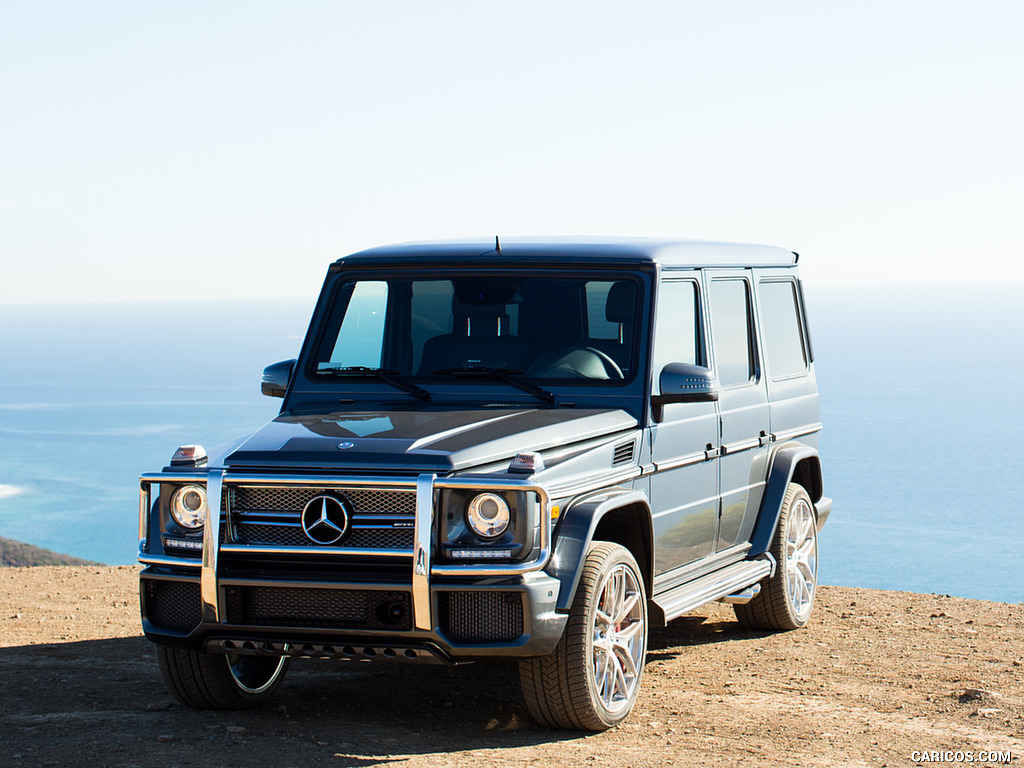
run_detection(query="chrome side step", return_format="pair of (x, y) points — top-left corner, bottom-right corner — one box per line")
(651, 558), (772, 625)
(719, 583), (761, 605)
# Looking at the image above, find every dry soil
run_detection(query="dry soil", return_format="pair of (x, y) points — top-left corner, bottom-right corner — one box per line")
(1, 566), (1021, 768)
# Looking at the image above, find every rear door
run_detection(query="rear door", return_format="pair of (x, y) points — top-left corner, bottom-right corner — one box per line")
(705, 270), (771, 551)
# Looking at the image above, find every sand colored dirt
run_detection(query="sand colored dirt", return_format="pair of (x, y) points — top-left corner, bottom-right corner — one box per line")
(1, 566), (1021, 767)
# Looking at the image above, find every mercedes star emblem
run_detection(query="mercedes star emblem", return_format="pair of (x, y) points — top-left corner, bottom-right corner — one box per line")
(300, 495), (351, 545)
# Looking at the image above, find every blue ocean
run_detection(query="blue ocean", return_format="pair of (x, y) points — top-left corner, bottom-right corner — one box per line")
(1, 285), (1021, 603)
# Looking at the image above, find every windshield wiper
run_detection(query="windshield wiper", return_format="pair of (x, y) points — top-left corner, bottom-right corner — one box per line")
(319, 366), (431, 402)
(433, 366), (555, 406)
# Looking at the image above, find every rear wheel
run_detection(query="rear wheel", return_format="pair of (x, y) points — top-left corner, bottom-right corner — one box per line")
(519, 542), (647, 730)
(156, 645), (289, 709)
(734, 483), (818, 630)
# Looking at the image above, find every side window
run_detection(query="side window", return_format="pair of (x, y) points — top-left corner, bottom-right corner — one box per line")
(709, 279), (755, 387)
(758, 280), (807, 379)
(324, 281), (389, 369)
(651, 280), (700, 392)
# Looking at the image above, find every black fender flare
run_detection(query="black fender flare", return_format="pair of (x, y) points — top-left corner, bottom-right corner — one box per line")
(749, 442), (823, 556)
(547, 488), (653, 614)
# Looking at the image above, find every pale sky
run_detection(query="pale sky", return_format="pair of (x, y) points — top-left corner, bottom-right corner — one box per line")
(2, 1), (1022, 304)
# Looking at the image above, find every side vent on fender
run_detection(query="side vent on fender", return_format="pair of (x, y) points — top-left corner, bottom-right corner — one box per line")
(612, 440), (636, 466)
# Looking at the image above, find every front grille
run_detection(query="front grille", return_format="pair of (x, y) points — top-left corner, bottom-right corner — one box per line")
(229, 487), (414, 516)
(438, 591), (524, 644)
(232, 523), (414, 549)
(224, 485), (415, 551)
(225, 586), (412, 631)
(144, 579), (201, 633)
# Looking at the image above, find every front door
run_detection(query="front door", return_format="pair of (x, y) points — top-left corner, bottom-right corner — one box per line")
(648, 277), (720, 574)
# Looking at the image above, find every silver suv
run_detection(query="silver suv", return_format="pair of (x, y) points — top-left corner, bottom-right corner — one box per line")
(138, 237), (831, 730)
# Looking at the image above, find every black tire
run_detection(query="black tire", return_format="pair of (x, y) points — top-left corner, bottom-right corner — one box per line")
(156, 645), (290, 709)
(519, 542), (647, 730)
(734, 483), (818, 631)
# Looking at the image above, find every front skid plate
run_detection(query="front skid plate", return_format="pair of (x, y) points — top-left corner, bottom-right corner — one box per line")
(204, 636), (454, 665)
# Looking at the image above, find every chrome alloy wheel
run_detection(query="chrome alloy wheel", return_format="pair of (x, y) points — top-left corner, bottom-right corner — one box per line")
(784, 494), (818, 623)
(226, 654), (288, 695)
(590, 562), (646, 714)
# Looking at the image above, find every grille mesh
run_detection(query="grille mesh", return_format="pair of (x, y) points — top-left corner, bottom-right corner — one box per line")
(228, 487), (415, 516)
(225, 586), (411, 631)
(233, 524), (413, 549)
(438, 591), (524, 643)
(144, 579), (201, 633)
(225, 485), (415, 550)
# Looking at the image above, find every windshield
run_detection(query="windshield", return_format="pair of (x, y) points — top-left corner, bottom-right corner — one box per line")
(312, 275), (641, 383)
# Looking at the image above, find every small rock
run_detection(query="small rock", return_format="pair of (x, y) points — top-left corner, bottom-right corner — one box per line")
(974, 708), (1004, 717)
(958, 688), (1000, 702)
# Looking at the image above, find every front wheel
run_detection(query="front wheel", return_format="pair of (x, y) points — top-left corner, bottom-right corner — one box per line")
(519, 542), (648, 730)
(734, 482), (818, 631)
(156, 645), (289, 709)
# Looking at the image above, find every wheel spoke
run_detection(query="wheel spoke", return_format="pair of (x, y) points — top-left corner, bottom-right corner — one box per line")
(612, 571), (626, 620)
(797, 560), (815, 585)
(615, 619), (644, 644)
(800, 511), (815, 542)
(613, 592), (640, 626)
(797, 538), (816, 561)
(613, 663), (629, 700)
(612, 642), (639, 679)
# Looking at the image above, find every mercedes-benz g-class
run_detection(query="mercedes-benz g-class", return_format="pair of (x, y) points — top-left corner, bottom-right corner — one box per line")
(138, 237), (831, 730)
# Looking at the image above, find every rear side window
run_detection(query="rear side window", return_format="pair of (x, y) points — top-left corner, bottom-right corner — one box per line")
(708, 279), (755, 387)
(758, 280), (807, 379)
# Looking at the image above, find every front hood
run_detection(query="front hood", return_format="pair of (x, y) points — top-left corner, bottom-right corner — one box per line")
(223, 407), (637, 473)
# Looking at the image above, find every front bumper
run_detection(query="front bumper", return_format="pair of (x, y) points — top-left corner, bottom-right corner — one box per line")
(139, 471), (567, 661)
(140, 568), (566, 661)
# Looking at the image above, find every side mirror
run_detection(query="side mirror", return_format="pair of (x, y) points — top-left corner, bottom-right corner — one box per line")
(261, 359), (296, 398)
(651, 363), (719, 421)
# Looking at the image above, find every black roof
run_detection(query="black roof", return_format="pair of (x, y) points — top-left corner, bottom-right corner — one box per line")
(335, 237), (797, 269)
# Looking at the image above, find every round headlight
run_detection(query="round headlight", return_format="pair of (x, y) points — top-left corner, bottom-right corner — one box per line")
(170, 484), (207, 530)
(466, 493), (511, 539)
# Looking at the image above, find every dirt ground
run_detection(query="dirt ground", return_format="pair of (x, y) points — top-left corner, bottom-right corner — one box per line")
(1, 567), (1021, 768)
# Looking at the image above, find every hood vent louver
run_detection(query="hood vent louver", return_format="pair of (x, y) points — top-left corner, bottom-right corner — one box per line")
(612, 440), (636, 466)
